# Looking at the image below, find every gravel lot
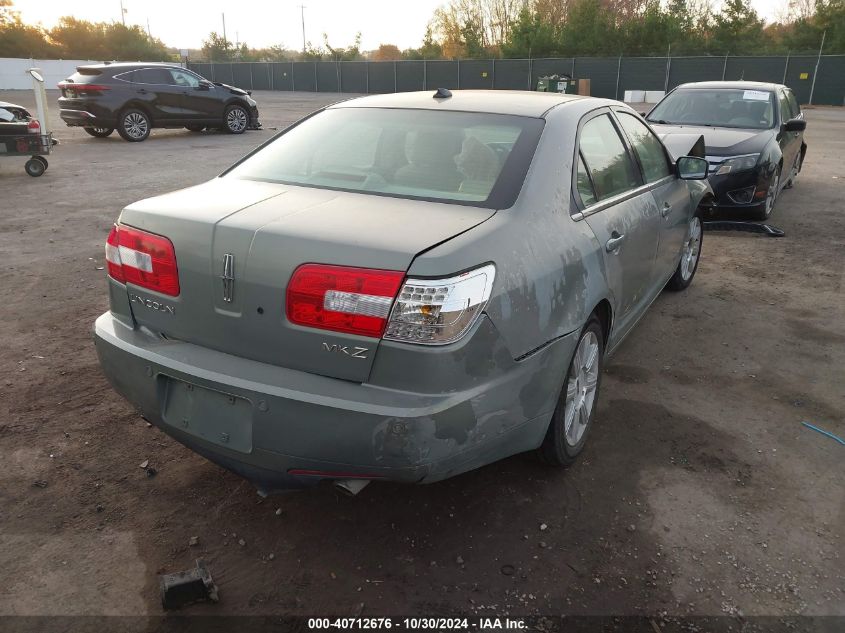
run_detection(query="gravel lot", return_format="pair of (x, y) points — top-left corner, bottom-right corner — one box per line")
(0, 90), (842, 622)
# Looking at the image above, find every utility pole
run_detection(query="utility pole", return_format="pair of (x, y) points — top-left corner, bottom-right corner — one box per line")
(222, 13), (228, 50)
(808, 30), (826, 106)
(119, 0), (126, 26)
(146, 18), (151, 38)
(299, 5), (307, 56)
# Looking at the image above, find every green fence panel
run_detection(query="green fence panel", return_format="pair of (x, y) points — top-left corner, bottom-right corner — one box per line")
(189, 62), (213, 80)
(396, 61), (424, 92)
(292, 62), (316, 91)
(340, 61), (367, 93)
(272, 63), (294, 91)
(459, 60), (495, 89)
(573, 57), (618, 98)
(725, 56), (788, 83)
(250, 63), (270, 90)
(368, 62), (395, 93)
(315, 62), (338, 92)
(425, 61), (459, 90)
(667, 56), (725, 89)
(530, 58), (574, 91)
(811, 55), (845, 106)
(213, 63), (234, 85)
(619, 57), (668, 97)
(494, 59), (530, 90)
(230, 63), (252, 90)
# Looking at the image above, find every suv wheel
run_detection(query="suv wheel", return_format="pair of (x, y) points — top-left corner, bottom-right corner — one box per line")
(84, 127), (114, 138)
(117, 109), (151, 142)
(224, 104), (249, 134)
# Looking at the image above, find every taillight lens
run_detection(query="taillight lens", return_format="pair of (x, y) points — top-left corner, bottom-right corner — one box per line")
(287, 264), (405, 337)
(104, 224), (180, 296)
(384, 264), (495, 345)
(58, 82), (110, 93)
(27, 119), (40, 134)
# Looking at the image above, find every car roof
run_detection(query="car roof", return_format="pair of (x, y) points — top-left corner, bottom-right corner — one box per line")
(0, 100), (27, 109)
(329, 90), (590, 118)
(76, 62), (182, 72)
(674, 80), (785, 92)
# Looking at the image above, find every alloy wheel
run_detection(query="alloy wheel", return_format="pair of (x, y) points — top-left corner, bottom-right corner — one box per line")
(680, 216), (702, 282)
(226, 107), (247, 132)
(563, 331), (600, 447)
(764, 168), (780, 218)
(124, 112), (148, 140)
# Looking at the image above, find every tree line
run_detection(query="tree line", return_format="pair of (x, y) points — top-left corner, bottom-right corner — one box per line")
(1, 0), (843, 64)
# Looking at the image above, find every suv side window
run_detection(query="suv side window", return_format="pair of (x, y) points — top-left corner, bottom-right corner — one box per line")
(169, 69), (201, 88)
(616, 112), (672, 184)
(135, 68), (174, 85)
(578, 114), (640, 202)
(786, 90), (801, 119)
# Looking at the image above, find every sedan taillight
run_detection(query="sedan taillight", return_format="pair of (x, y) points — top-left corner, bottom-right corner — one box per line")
(105, 225), (180, 296)
(286, 263), (496, 344)
(287, 264), (405, 338)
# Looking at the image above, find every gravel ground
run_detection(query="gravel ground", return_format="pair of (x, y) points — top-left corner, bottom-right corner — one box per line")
(0, 90), (842, 622)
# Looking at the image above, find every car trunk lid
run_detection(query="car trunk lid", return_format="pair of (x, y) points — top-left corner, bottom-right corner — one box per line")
(117, 177), (495, 382)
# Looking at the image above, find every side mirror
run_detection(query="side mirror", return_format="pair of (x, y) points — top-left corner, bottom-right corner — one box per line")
(677, 156), (708, 180)
(783, 118), (806, 132)
(197, 80), (212, 91)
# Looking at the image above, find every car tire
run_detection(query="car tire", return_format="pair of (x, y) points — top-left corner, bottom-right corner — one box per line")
(223, 104), (249, 134)
(117, 108), (151, 142)
(753, 165), (781, 221)
(84, 126), (114, 138)
(25, 158), (45, 177)
(537, 315), (604, 467)
(784, 153), (801, 189)
(666, 212), (703, 291)
(185, 124), (205, 132)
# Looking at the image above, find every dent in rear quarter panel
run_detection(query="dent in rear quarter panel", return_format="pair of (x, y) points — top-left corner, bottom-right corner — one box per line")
(406, 104), (612, 361)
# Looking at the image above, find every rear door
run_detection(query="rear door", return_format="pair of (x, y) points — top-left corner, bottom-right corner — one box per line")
(614, 109), (691, 284)
(575, 110), (662, 343)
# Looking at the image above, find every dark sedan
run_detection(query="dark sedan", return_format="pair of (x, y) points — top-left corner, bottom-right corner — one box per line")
(647, 81), (806, 220)
(57, 62), (260, 142)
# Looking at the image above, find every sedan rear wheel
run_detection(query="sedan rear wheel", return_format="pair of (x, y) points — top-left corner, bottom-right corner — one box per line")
(117, 109), (151, 142)
(224, 105), (248, 134)
(537, 315), (604, 467)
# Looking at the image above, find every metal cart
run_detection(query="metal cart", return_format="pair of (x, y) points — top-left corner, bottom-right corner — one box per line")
(0, 129), (53, 176)
(0, 68), (54, 177)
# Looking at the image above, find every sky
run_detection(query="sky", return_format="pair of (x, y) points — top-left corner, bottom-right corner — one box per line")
(12, 0), (788, 53)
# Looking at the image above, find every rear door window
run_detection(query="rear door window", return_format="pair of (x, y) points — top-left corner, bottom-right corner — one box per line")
(576, 153), (597, 207)
(135, 68), (174, 85)
(578, 114), (640, 202)
(616, 112), (672, 184)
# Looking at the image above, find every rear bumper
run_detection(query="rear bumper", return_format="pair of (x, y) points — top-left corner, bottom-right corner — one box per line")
(93, 312), (573, 492)
(59, 108), (112, 127)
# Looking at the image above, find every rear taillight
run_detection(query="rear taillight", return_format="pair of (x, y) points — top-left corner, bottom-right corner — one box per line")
(104, 224), (180, 296)
(384, 264), (496, 345)
(287, 264), (405, 337)
(27, 119), (40, 134)
(58, 81), (110, 93)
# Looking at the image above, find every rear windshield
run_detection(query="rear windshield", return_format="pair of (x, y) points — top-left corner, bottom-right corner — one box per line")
(226, 108), (544, 208)
(648, 88), (776, 130)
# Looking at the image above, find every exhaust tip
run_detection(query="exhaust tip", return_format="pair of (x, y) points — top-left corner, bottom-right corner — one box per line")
(333, 479), (371, 496)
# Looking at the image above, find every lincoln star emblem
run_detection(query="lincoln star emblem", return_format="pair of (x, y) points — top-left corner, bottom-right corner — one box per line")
(221, 254), (235, 302)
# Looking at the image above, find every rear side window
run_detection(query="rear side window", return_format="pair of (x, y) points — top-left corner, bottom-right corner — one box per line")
(578, 114), (640, 201)
(616, 112), (671, 184)
(226, 108), (544, 209)
(135, 68), (173, 85)
(576, 154), (597, 207)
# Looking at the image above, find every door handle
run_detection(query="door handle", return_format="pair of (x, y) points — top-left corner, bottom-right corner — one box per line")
(605, 232), (626, 252)
(136, 88), (148, 94)
(661, 202), (672, 217)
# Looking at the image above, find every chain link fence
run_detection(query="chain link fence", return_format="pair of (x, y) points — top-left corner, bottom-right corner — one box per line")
(188, 55), (845, 106)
